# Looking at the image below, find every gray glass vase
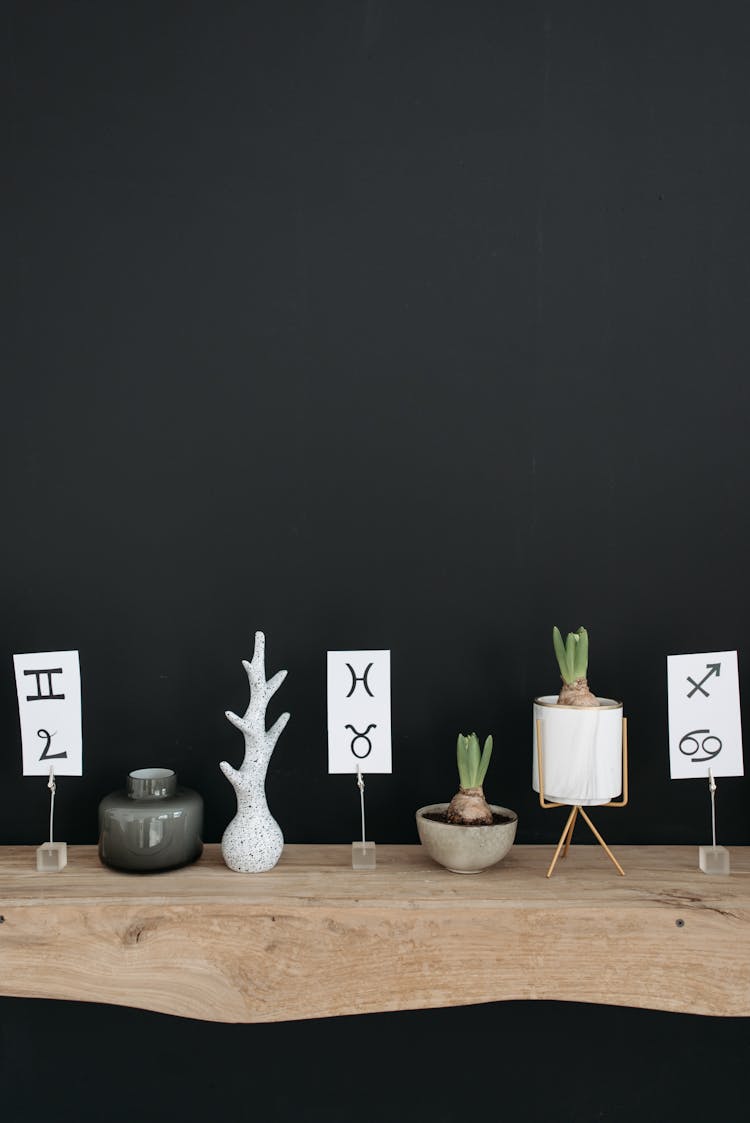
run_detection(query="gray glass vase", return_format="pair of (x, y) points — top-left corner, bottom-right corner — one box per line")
(98, 768), (203, 873)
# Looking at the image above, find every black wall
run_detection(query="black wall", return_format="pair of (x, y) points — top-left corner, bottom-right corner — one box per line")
(2, 3), (749, 1120)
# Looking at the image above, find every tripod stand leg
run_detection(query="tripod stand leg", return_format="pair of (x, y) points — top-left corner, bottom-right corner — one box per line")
(578, 807), (625, 876)
(546, 805), (579, 878)
(562, 806), (579, 859)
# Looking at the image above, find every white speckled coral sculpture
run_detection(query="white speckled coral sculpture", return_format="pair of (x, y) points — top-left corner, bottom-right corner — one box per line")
(220, 631), (290, 873)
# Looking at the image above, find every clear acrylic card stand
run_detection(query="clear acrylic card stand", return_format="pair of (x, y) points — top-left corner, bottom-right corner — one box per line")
(351, 765), (375, 869)
(699, 768), (730, 875)
(36, 767), (67, 871)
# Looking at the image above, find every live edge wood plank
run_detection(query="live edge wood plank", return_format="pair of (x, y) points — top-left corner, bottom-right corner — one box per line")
(1, 844), (749, 1023)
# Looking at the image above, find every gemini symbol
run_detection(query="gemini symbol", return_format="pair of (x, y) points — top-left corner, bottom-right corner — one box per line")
(24, 668), (65, 702)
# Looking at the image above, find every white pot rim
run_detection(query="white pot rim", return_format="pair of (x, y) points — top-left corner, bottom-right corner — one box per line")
(534, 695), (622, 710)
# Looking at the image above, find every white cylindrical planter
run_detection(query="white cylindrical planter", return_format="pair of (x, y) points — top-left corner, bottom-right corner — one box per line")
(532, 696), (623, 806)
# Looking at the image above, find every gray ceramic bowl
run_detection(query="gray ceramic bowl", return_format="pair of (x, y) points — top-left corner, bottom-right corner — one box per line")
(416, 803), (518, 873)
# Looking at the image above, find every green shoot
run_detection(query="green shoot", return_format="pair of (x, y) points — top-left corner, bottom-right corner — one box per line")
(456, 732), (493, 789)
(552, 626), (589, 684)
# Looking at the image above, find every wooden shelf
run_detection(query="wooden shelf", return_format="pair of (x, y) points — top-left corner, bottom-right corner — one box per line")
(2, 844), (749, 1022)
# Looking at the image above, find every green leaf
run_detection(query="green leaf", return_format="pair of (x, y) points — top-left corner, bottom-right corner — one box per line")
(467, 733), (481, 786)
(552, 626), (568, 681)
(573, 627), (589, 679)
(456, 734), (470, 789)
(564, 631), (577, 684)
(477, 734), (493, 786)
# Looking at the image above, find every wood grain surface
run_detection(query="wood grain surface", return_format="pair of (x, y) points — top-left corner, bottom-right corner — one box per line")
(2, 844), (748, 1022)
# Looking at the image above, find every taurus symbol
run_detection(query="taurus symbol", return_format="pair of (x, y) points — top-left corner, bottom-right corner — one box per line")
(345, 723), (376, 759)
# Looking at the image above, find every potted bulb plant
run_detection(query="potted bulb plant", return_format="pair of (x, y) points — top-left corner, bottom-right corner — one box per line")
(532, 626), (624, 806)
(416, 732), (518, 873)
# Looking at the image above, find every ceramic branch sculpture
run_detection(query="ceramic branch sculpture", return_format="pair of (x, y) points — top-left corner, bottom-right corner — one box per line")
(446, 733), (494, 825)
(552, 626), (598, 707)
(220, 631), (289, 872)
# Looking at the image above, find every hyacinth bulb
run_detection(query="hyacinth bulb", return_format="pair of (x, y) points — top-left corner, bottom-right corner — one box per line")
(552, 625), (598, 707)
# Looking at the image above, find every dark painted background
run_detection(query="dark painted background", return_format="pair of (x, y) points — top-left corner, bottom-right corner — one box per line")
(2, 3), (749, 1120)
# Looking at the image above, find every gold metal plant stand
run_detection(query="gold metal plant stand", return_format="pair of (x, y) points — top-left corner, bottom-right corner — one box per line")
(536, 717), (628, 878)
